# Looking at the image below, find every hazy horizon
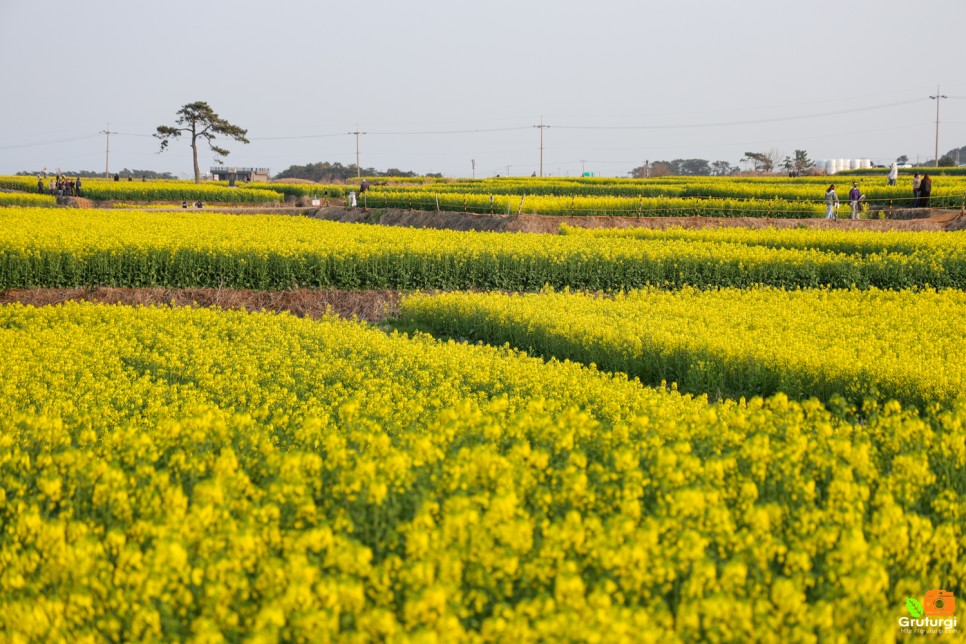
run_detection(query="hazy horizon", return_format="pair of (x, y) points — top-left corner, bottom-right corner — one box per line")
(2, 0), (964, 178)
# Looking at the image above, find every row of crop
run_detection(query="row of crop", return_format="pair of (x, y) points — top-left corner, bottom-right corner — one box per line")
(360, 177), (966, 209)
(73, 179), (283, 203)
(398, 287), (966, 411)
(0, 302), (963, 640)
(359, 190), (826, 218)
(7, 173), (962, 209)
(559, 222), (966, 256)
(0, 176), (41, 192)
(230, 181), (348, 199)
(0, 191), (57, 207)
(0, 176), (283, 204)
(3, 208), (965, 290)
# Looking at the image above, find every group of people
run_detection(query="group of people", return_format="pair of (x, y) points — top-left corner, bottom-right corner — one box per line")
(824, 182), (865, 220)
(889, 162), (933, 207)
(911, 172), (933, 208)
(825, 172), (935, 220)
(39, 175), (81, 197)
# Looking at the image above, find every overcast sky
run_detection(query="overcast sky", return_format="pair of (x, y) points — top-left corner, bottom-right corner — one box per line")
(2, 0), (964, 178)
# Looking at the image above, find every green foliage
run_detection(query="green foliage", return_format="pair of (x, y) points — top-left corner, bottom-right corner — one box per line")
(905, 598), (924, 618)
(156, 101), (249, 183)
(3, 207), (966, 292)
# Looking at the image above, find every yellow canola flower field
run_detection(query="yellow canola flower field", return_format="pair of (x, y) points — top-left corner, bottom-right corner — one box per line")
(0, 192), (57, 208)
(2, 207), (966, 291)
(0, 176), (281, 204)
(559, 222), (966, 256)
(0, 303), (964, 641)
(399, 287), (966, 410)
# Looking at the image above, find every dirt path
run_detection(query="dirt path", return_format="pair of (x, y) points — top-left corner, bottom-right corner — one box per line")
(315, 207), (966, 233)
(148, 205), (964, 233)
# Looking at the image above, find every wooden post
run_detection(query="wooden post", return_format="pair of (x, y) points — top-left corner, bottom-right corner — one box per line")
(518, 195), (525, 215)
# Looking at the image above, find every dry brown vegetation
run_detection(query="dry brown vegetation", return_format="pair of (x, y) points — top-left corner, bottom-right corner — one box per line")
(0, 288), (401, 323)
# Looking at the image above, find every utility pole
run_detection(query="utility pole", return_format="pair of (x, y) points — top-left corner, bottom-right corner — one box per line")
(533, 116), (549, 177)
(348, 127), (366, 178)
(100, 125), (116, 178)
(579, 159), (588, 176)
(471, 159), (476, 179)
(930, 86), (947, 168)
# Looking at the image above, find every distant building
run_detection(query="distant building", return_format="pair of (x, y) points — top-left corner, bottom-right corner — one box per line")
(210, 166), (271, 182)
(815, 159), (873, 174)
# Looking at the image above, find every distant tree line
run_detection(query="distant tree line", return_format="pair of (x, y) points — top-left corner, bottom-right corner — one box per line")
(629, 150), (819, 178)
(924, 145), (965, 167)
(629, 159), (738, 178)
(275, 161), (443, 182)
(16, 169), (177, 179)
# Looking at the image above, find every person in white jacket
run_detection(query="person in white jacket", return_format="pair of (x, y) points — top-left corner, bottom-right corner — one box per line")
(888, 162), (899, 186)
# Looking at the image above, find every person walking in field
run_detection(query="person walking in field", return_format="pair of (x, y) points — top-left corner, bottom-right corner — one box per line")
(918, 173), (932, 208)
(912, 173), (922, 208)
(848, 182), (862, 219)
(825, 184), (839, 219)
(888, 161), (899, 186)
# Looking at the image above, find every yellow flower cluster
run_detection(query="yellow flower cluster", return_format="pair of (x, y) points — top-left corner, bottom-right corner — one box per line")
(360, 190), (825, 218)
(399, 287), (966, 410)
(0, 302), (963, 640)
(347, 173), (966, 211)
(0, 192), (56, 208)
(2, 207), (964, 291)
(63, 178), (282, 204)
(559, 222), (966, 256)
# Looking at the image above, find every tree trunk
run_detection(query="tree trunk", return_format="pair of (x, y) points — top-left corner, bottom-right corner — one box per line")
(191, 123), (201, 184)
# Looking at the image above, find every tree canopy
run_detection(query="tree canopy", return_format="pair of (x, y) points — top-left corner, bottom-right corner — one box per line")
(155, 101), (249, 184)
(274, 162), (442, 182)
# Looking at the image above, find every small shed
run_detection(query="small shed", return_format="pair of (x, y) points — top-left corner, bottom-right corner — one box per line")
(210, 166), (271, 183)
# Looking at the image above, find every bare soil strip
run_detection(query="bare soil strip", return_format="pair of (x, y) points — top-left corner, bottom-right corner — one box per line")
(0, 288), (401, 323)
(77, 192), (966, 233)
(308, 207), (966, 233)
(129, 205), (964, 233)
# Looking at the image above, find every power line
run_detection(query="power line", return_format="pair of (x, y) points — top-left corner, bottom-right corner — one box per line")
(250, 132), (347, 141)
(369, 126), (532, 136)
(0, 134), (101, 151)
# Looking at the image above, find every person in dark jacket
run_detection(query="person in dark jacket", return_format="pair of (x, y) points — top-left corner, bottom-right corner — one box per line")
(848, 182), (862, 219)
(918, 174), (932, 208)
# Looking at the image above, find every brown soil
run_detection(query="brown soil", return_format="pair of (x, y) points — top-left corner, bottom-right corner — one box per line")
(0, 287), (401, 323)
(177, 205), (964, 233)
(57, 196), (94, 208)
